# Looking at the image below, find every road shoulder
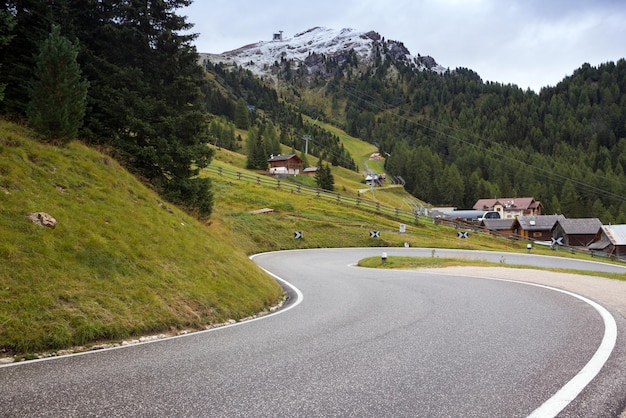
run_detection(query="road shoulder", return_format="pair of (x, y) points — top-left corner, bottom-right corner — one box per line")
(415, 266), (626, 320)
(417, 266), (626, 418)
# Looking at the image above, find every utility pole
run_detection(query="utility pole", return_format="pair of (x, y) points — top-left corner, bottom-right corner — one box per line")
(302, 135), (311, 155)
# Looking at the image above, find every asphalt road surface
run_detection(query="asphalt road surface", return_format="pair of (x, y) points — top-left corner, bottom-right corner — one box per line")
(1, 248), (626, 417)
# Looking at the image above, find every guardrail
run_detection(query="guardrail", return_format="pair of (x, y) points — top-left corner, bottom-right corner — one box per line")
(205, 164), (423, 225)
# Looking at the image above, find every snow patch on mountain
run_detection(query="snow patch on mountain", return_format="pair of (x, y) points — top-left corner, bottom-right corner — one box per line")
(199, 27), (446, 80)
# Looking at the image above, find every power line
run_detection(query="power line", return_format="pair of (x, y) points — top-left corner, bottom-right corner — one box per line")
(339, 82), (626, 207)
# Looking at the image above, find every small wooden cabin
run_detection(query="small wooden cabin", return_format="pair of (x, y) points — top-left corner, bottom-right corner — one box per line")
(514, 215), (565, 241)
(268, 154), (303, 175)
(551, 218), (602, 247)
(480, 218), (516, 237)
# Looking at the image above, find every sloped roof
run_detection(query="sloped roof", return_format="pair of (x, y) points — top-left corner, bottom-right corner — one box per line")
(588, 237), (610, 250)
(268, 154), (300, 162)
(516, 215), (565, 231)
(473, 197), (541, 211)
(600, 225), (626, 246)
(554, 218), (602, 235)
(480, 218), (516, 230)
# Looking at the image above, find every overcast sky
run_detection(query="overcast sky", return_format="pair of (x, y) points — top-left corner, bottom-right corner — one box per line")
(182, 0), (626, 92)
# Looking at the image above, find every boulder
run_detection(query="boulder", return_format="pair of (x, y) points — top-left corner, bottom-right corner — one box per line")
(27, 212), (57, 228)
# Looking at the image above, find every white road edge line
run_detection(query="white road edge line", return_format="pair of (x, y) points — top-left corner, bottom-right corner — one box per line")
(0, 260), (303, 369)
(413, 271), (618, 418)
(521, 281), (617, 418)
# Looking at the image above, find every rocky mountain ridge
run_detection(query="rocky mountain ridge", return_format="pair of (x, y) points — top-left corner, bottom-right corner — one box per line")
(199, 26), (447, 83)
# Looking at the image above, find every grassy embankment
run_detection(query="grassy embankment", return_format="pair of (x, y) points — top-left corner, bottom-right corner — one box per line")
(0, 120), (283, 356)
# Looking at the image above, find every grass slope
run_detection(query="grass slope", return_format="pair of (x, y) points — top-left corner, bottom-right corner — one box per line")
(307, 116), (385, 174)
(206, 146), (534, 254)
(0, 120), (282, 355)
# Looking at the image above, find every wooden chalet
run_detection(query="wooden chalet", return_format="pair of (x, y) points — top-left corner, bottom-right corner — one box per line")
(551, 218), (602, 247)
(473, 197), (542, 219)
(514, 215), (565, 241)
(268, 154), (303, 175)
(365, 173), (385, 187)
(480, 218), (516, 237)
(588, 225), (626, 259)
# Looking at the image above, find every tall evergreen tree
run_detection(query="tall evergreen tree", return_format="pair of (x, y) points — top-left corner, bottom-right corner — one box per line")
(315, 159), (335, 191)
(262, 121), (281, 155)
(300, 149), (310, 168)
(246, 127), (268, 170)
(27, 24), (88, 143)
(437, 163), (464, 206)
(234, 98), (250, 129)
(0, 9), (15, 102)
(0, 0), (56, 114)
(92, 1), (214, 216)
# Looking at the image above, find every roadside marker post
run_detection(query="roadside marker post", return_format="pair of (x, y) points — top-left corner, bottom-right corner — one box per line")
(551, 237), (563, 252)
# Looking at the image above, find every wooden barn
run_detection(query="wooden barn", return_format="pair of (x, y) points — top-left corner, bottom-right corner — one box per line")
(551, 218), (602, 247)
(480, 218), (516, 237)
(514, 215), (565, 241)
(588, 224), (626, 259)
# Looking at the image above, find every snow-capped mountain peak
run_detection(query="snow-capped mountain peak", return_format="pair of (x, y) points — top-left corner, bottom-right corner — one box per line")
(199, 27), (446, 82)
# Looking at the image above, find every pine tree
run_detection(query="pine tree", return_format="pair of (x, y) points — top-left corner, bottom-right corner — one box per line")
(438, 163), (465, 206)
(0, 9), (15, 102)
(80, 0), (214, 217)
(27, 24), (88, 143)
(262, 121), (281, 155)
(315, 159), (335, 191)
(234, 98), (250, 129)
(300, 150), (310, 169)
(246, 128), (268, 170)
(559, 179), (581, 217)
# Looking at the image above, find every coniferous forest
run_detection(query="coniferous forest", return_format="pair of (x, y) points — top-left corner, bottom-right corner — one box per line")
(337, 61), (626, 222)
(2, 2), (626, 223)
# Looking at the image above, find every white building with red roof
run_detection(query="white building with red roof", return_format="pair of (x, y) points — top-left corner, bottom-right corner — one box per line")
(473, 197), (542, 219)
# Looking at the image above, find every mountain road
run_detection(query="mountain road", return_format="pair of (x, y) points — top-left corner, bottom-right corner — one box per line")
(1, 247), (625, 417)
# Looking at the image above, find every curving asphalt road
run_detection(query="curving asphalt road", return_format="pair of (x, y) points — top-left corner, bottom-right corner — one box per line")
(1, 248), (625, 417)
